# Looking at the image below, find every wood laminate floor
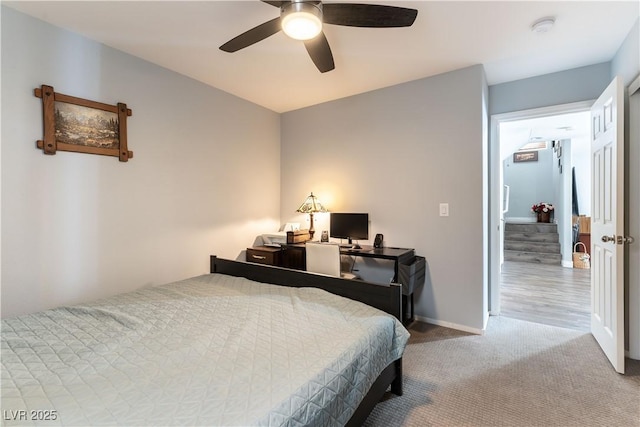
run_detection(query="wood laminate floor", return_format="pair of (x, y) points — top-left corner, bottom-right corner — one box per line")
(500, 261), (591, 331)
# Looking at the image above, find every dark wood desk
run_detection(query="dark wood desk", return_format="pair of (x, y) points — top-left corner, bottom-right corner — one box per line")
(340, 245), (415, 283)
(343, 246), (419, 325)
(247, 243), (419, 324)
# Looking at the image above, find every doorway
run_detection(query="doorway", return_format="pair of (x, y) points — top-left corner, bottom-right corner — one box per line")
(489, 101), (593, 326)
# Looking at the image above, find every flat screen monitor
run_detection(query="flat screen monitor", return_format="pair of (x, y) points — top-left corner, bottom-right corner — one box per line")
(330, 213), (369, 244)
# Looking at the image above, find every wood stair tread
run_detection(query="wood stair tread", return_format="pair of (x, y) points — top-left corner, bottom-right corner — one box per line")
(504, 221), (561, 265)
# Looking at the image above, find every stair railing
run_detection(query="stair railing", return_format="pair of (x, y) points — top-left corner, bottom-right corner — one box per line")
(502, 185), (510, 214)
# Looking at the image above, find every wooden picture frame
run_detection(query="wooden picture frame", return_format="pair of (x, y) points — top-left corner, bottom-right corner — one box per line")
(35, 85), (133, 162)
(513, 151), (538, 163)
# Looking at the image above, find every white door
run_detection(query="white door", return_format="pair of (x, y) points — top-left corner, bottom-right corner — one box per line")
(590, 76), (625, 373)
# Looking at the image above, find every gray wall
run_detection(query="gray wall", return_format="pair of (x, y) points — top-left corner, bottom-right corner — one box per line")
(503, 148), (556, 220)
(1, 8), (281, 317)
(611, 19), (639, 86)
(281, 65), (488, 332)
(489, 62), (611, 115)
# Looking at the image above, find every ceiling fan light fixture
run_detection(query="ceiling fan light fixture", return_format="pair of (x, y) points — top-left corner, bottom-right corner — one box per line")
(281, 2), (323, 41)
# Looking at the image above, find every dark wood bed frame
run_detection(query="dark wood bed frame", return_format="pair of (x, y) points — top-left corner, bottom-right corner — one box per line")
(210, 256), (404, 426)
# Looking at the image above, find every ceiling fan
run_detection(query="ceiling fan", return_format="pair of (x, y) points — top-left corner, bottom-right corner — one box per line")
(219, 0), (418, 73)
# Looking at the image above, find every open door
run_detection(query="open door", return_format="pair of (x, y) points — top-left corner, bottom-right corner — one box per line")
(590, 76), (625, 373)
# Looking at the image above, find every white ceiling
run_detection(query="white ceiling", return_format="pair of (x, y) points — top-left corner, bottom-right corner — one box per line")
(5, 1), (639, 113)
(500, 111), (590, 161)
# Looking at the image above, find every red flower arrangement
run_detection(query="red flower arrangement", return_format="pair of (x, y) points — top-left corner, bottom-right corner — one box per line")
(531, 202), (554, 213)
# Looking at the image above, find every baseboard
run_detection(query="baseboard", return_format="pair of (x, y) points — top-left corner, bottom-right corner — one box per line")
(561, 260), (574, 268)
(414, 315), (485, 335)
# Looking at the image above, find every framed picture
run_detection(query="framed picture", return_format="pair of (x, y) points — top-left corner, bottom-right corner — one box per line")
(35, 84), (133, 162)
(513, 151), (538, 162)
(555, 140), (562, 157)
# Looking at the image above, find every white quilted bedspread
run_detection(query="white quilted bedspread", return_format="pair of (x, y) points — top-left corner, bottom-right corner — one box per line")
(1, 273), (409, 426)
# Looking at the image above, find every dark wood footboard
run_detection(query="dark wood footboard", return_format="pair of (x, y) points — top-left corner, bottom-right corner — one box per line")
(346, 358), (403, 426)
(210, 256), (403, 321)
(210, 256), (405, 424)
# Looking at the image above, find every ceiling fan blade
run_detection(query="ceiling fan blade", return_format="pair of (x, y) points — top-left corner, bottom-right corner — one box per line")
(323, 3), (418, 28)
(260, 1), (286, 7)
(219, 17), (282, 52)
(304, 32), (335, 73)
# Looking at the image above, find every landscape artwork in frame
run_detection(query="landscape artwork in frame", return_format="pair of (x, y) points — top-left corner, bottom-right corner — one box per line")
(54, 101), (119, 149)
(513, 151), (538, 163)
(35, 84), (133, 162)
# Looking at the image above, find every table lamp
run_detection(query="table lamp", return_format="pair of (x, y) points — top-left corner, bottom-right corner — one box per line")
(296, 192), (327, 240)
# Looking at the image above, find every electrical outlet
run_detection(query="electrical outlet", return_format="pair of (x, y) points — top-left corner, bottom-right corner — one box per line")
(439, 203), (449, 217)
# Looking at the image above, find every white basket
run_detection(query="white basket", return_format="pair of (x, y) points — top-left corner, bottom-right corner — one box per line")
(572, 242), (590, 269)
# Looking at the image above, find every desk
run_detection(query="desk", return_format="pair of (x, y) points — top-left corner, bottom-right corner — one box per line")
(247, 243), (419, 323)
(343, 246), (418, 324)
(340, 246), (415, 283)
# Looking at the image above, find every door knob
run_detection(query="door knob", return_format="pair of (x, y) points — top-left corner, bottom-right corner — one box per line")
(617, 236), (635, 244)
(601, 235), (636, 244)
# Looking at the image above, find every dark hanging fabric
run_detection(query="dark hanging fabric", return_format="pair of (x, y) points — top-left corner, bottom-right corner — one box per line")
(572, 167), (580, 215)
(572, 167), (580, 246)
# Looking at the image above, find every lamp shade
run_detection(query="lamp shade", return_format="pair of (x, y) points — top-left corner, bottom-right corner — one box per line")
(296, 192), (327, 214)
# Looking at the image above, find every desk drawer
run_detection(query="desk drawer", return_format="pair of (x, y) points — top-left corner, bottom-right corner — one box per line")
(246, 247), (281, 266)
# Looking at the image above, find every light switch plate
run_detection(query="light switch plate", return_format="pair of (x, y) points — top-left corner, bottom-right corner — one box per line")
(439, 203), (449, 217)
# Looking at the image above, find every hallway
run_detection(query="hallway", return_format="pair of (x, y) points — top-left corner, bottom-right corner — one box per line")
(500, 261), (590, 331)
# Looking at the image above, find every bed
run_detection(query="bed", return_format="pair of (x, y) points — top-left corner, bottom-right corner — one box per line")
(1, 256), (408, 426)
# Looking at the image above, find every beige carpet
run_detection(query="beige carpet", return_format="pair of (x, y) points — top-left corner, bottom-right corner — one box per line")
(364, 316), (640, 427)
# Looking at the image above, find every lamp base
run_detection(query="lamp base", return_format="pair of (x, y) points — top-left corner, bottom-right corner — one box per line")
(309, 213), (315, 240)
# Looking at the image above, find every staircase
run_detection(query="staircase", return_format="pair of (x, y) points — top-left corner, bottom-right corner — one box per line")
(504, 222), (561, 265)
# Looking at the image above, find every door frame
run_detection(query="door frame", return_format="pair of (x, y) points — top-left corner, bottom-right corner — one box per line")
(628, 75), (640, 360)
(489, 100), (594, 315)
